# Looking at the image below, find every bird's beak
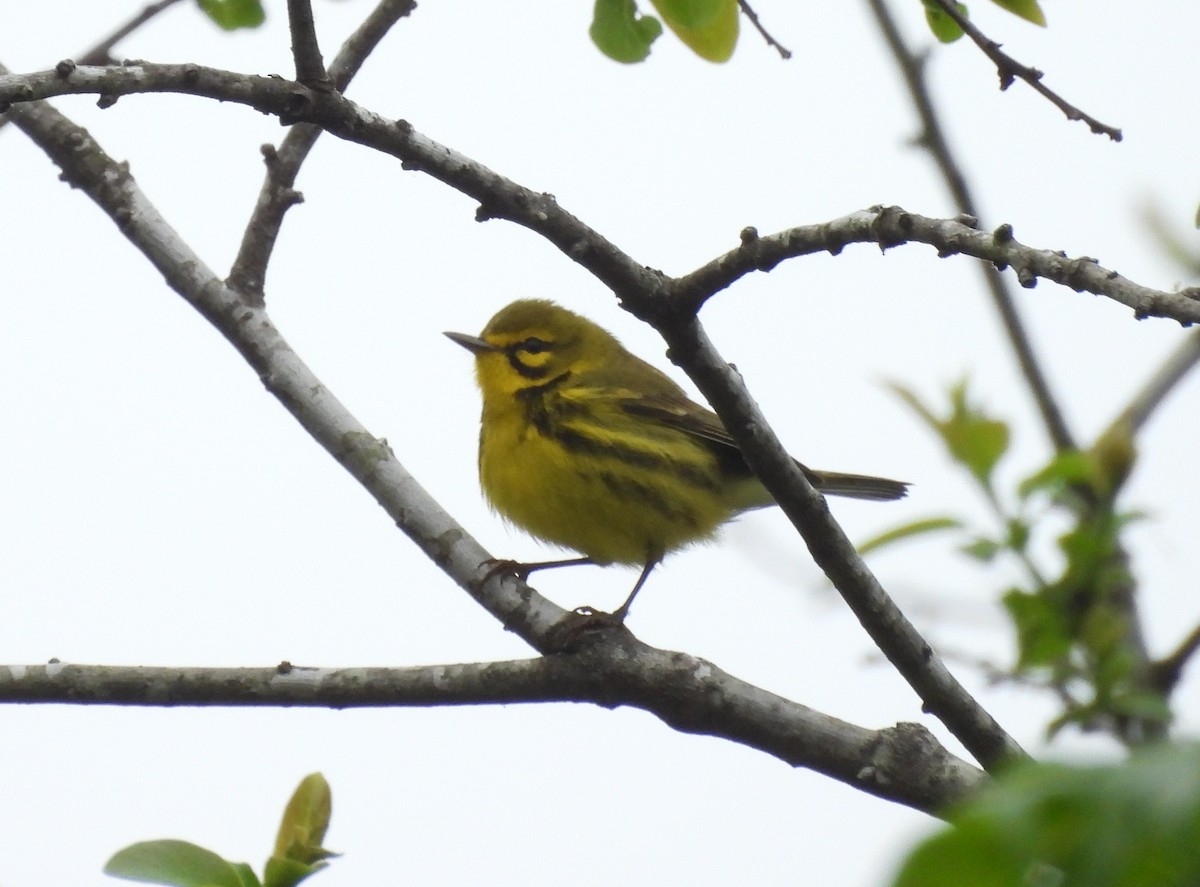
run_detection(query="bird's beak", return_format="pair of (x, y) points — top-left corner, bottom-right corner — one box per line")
(444, 331), (499, 355)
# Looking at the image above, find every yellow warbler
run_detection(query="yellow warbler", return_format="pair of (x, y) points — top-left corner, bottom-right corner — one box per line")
(447, 299), (906, 619)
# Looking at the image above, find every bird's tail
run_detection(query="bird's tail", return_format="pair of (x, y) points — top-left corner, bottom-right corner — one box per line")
(804, 467), (909, 501)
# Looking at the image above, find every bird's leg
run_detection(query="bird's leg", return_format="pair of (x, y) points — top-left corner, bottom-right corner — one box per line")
(611, 559), (659, 623)
(480, 556), (596, 584)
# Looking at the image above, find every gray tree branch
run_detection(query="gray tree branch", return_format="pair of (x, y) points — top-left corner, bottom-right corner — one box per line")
(0, 657), (985, 816)
(229, 0), (417, 297)
(1, 64), (1194, 321)
(3, 58), (1031, 771)
(285, 0), (333, 91)
(77, 0), (187, 66)
(924, 0), (1121, 140)
(1107, 328), (1200, 437)
(866, 0), (1076, 453)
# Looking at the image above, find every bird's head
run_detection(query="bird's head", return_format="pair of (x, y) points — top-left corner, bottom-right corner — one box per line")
(445, 299), (621, 399)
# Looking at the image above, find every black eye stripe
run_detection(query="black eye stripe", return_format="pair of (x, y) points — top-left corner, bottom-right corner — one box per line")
(506, 349), (548, 379)
(502, 336), (557, 379)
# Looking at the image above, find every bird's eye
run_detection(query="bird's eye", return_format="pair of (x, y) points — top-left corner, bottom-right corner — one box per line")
(519, 337), (552, 354)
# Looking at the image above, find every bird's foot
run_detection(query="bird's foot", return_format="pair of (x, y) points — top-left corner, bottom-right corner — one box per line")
(478, 556), (596, 586)
(479, 558), (531, 584)
(544, 606), (630, 652)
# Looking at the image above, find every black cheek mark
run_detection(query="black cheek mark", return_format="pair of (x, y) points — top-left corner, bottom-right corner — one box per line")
(506, 349), (549, 379)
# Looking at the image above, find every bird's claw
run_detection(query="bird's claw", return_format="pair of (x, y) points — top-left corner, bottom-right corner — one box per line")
(479, 558), (531, 584)
(545, 607), (630, 652)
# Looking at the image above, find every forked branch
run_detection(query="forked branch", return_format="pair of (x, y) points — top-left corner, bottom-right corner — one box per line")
(925, 0), (1121, 140)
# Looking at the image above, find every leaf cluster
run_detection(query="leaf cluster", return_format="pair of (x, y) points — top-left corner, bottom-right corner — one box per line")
(198, 0), (264, 31)
(869, 380), (1166, 743)
(104, 774), (336, 887)
(590, 0), (739, 63)
(923, 0), (1046, 43)
(893, 744), (1200, 887)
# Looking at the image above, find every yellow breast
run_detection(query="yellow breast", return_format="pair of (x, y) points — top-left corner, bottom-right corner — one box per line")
(477, 391), (740, 566)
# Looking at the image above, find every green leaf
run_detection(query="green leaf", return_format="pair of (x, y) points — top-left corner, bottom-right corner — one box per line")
(892, 745), (1200, 887)
(650, 0), (738, 62)
(197, 0), (265, 31)
(1089, 419), (1137, 499)
(1046, 702), (1096, 739)
(1056, 516), (1123, 604)
(1019, 450), (1093, 499)
(104, 840), (261, 887)
(1078, 593), (1129, 659)
(960, 536), (1001, 562)
(1002, 588), (1071, 669)
(1004, 518), (1029, 553)
(944, 381), (1009, 484)
(895, 824), (1024, 887)
(1020, 425), (1137, 504)
(263, 858), (327, 887)
(273, 773), (333, 864)
(652, 0), (726, 28)
(890, 379), (1009, 485)
(1106, 689), (1172, 724)
(230, 864), (262, 887)
(990, 0), (1046, 26)
(922, 0), (967, 42)
(590, 0), (663, 63)
(857, 516), (963, 556)
(886, 382), (939, 430)
(264, 773), (336, 887)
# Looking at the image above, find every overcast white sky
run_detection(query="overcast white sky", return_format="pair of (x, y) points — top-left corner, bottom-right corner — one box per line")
(3, 1), (1199, 885)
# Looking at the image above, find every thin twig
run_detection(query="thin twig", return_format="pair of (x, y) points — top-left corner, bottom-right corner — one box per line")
(737, 1), (791, 59)
(647, 315), (1026, 771)
(0, 0), (184, 133)
(670, 209), (1200, 325)
(926, 0), (1121, 140)
(0, 659), (985, 814)
(5, 61), (1196, 323)
(1107, 328), (1200, 436)
(866, 0), (1077, 452)
(867, 0), (1164, 745)
(0, 72), (565, 649)
(9, 56), (1190, 325)
(229, 0), (417, 298)
(2, 57), (1026, 772)
(77, 0), (187, 66)
(1151, 621), (1200, 695)
(3, 82), (991, 811)
(286, 0), (333, 91)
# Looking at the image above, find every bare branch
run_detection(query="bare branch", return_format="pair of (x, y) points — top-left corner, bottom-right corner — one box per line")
(0, 657), (986, 815)
(1151, 621), (1200, 696)
(925, 0), (1121, 140)
(865, 0), (1172, 745)
(77, 0), (187, 66)
(677, 213), (1200, 325)
(866, 0), (1076, 452)
(737, 1), (791, 59)
(635, 315), (1026, 771)
(0, 0), (183, 133)
(1, 65), (1193, 323)
(3, 57), (1024, 771)
(1107, 328), (1200, 436)
(0, 76), (993, 788)
(0, 84), (574, 654)
(229, 0), (417, 298)
(286, 0), (333, 91)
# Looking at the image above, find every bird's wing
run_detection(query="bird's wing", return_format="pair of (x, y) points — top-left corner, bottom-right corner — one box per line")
(564, 360), (759, 478)
(619, 393), (739, 449)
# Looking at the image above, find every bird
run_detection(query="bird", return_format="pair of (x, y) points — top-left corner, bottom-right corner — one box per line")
(445, 299), (907, 620)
